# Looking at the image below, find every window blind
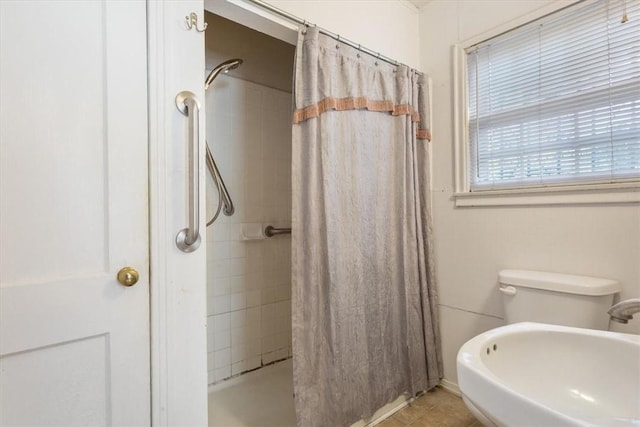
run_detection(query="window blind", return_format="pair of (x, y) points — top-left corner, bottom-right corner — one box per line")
(467, 0), (640, 191)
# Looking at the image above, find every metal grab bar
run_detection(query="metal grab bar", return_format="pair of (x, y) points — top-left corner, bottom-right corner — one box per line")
(264, 226), (291, 237)
(205, 143), (234, 219)
(175, 91), (202, 253)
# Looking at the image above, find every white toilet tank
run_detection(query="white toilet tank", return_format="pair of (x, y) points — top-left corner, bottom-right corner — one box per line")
(499, 270), (621, 330)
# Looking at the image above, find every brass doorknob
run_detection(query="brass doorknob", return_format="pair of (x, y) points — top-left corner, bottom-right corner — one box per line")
(117, 267), (139, 287)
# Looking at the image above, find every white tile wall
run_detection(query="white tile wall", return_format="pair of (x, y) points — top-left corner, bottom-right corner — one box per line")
(205, 76), (292, 384)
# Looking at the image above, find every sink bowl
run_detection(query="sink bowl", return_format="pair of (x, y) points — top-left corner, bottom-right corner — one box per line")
(457, 322), (640, 426)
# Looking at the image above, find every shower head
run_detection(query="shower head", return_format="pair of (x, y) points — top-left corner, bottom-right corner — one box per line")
(205, 58), (244, 90)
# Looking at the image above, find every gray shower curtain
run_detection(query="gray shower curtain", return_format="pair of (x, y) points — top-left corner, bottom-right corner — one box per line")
(291, 27), (442, 427)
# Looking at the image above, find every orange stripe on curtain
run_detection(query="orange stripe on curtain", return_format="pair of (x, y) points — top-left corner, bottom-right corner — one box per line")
(292, 97), (431, 141)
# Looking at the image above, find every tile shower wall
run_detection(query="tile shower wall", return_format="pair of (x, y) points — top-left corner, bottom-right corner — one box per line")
(205, 75), (292, 385)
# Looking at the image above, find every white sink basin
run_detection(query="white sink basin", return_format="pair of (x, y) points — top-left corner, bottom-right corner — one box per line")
(457, 322), (640, 426)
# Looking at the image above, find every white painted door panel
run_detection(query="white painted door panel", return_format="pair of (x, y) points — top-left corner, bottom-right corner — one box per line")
(0, 1), (149, 425)
(147, 0), (208, 425)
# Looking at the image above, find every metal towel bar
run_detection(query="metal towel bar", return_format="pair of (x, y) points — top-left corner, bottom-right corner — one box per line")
(264, 226), (291, 237)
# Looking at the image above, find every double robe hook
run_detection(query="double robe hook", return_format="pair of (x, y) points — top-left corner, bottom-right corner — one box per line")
(185, 12), (207, 32)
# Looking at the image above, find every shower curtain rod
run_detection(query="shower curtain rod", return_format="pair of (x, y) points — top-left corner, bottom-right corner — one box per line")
(247, 0), (421, 73)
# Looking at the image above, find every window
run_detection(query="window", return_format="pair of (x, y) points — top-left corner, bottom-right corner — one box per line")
(460, 0), (639, 199)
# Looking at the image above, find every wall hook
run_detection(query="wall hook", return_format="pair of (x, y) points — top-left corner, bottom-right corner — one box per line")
(185, 12), (207, 32)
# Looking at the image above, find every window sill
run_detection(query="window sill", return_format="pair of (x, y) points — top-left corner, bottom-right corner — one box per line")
(453, 183), (640, 207)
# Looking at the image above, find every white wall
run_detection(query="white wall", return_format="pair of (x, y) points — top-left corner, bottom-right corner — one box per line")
(420, 0), (640, 387)
(264, 0), (421, 68)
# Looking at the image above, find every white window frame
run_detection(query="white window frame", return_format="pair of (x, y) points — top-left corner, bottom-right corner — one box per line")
(452, 0), (640, 207)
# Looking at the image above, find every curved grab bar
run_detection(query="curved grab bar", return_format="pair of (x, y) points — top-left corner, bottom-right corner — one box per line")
(175, 91), (202, 253)
(205, 143), (234, 220)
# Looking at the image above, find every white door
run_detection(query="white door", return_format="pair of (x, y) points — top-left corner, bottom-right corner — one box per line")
(0, 1), (150, 425)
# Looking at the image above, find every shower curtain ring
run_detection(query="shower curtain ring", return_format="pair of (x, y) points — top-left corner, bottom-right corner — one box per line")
(336, 35), (341, 49)
(357, 44), (361, 58)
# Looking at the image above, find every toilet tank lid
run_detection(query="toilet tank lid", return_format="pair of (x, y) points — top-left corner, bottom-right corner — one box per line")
(498, 270), (621, 296)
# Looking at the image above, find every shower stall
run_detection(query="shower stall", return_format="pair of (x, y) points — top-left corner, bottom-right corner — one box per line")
(203, 11), (296, 426)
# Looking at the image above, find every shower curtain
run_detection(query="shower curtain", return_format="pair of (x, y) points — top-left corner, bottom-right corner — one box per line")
(291, 27), (442, 427)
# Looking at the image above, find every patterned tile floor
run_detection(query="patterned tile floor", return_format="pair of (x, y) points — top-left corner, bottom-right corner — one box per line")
(377, 387), (480, 427)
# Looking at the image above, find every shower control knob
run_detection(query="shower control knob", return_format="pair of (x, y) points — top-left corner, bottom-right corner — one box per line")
(117, 267), (139, 287)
